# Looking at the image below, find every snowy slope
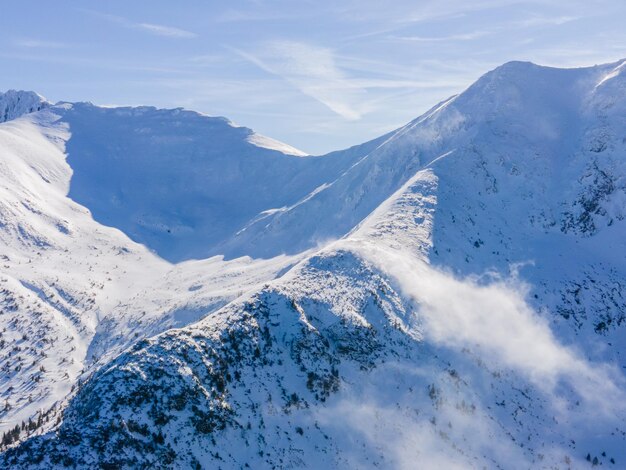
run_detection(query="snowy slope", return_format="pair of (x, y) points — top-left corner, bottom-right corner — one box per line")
(0, 104), (317, 440)
(1, 59), (626, 468)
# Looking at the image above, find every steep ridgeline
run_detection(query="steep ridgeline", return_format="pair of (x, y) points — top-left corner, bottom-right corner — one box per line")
(1, 59), (626, 468)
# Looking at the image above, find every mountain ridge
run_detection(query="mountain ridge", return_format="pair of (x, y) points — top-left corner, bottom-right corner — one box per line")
(0, 58), (625, 468)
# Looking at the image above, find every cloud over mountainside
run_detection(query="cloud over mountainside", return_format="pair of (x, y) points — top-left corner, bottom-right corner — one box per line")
(0, 59), (625, 468)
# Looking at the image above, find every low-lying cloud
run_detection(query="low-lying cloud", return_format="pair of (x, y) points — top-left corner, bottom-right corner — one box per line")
(308, 240), (626, 467)
(341, 241), (625, 414)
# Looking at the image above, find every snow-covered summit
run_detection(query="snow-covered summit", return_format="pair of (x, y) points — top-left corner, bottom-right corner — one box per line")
(0, 90), (49, 123)
(212, 58), (626, 260)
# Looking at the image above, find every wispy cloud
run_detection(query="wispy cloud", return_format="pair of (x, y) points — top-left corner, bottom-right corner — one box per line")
(348, 242), (626, 415)
(513, 14), (580, 28)
(231, 41), (366, 120)
(388, 14), (578, 45)
(0, 50), (186, 74)
(393, 30), (492, 42)
(216, 9), (307, 23)
(316, 390), (533, 469)
(13, 38), (70, 49)
(187, 54), (224, 66)
(82, 10), (197, 39)
(134, 23), (197, 38)
(230, 40), (471, 122)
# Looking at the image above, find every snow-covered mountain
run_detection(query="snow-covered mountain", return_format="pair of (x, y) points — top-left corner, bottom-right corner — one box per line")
(1, 59), (626, 469)
(0, 90), (48, 123)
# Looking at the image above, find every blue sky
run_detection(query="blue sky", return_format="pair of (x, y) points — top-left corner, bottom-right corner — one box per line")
(1, 1), (625, 154)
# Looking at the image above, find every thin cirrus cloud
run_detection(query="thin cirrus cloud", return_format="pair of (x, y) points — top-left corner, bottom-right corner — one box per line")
(513, 14), (580, 27)
(386, 14), (579, 44)
(82, 9), (197, 39)
(13, 39), (71, 49)
(231, 41), (367, 121)
(393, 30), (492, 42)
(134, 23), (197, 39)
(228, 40), (485, 129)
(229, 41), (455, 122)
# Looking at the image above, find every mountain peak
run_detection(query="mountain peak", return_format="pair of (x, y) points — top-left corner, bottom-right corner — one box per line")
(0, 90), (49, 123)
